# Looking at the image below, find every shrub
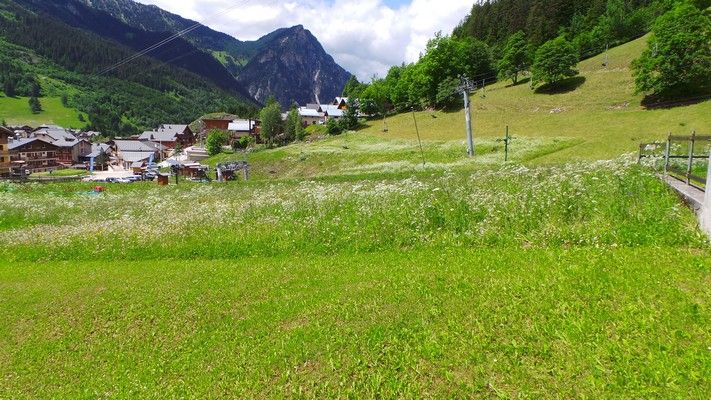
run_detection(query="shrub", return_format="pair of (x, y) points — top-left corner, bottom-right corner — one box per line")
(206, 130), (228, 156)
(326, 118), (343, 135)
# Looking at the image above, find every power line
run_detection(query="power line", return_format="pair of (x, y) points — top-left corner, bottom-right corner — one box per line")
(95, 0), (253, 77)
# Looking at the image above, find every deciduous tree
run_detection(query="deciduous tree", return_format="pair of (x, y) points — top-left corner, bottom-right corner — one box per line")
(531, 36), (579, 87)
(498, 31), (531, 85)
(632, 3), (711, 97)
(259, 102), (284, 147)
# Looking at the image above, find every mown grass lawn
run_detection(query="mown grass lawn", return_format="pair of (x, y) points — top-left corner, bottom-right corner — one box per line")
(1, 248), (709, 398)
(32, 168), (88, 178)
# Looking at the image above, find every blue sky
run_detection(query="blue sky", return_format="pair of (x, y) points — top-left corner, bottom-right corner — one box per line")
(136, 0), (475, 80)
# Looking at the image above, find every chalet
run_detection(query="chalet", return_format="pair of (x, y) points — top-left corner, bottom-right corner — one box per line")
(298, 107), (324, 125)
(323, 107), (345, 121)
(8, 138), (60, 173)
(332, 97), (349, 110)
(227, 119), (259, 143)
(110, 140), (164, 170)
(53, 138), (92, 165)
(0, 126), (11, 176)
(139, 124), (195, 149)
(318, 104), (345, 121)
(202, 118), (232, 131)
(77, 131), (101, 141)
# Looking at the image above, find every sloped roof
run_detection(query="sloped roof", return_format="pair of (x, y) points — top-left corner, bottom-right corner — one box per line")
(35, 128), (77, 142)
(139, 130), (176, 142)
(325, 109), (345, 117)
(121, 152), (154, 163)
(160, 124), (189, 134)
(114, 140), (161, 152)
(139, 124), (190, 142)
(298, 107), (323, 118)
(53, 138), (90, 148)
(8, 138), (59, 150)
(0, 126), (12, 138)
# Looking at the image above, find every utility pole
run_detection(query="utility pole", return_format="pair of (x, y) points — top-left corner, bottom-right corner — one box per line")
(504, 126), (511, 162)
(458, 76), (476, 157)
(411, 108), (426, 167)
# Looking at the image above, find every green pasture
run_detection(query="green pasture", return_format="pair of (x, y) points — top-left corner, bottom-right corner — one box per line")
(0, 95), (86, 128)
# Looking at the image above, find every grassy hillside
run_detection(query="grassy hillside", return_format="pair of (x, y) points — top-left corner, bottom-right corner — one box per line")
(360, 36), (711, 162)
(0, 95), (86, 128)
(205, 133), (580, 180)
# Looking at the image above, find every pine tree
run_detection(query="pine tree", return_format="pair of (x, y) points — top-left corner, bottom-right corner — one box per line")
(29, 96), (42, 114)
(3, 80), (16, 98)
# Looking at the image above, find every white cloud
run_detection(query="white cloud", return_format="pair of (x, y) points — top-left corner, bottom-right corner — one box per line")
(135, 0), (473, 81)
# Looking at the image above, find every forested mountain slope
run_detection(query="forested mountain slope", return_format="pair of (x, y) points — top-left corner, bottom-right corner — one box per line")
(454, 0), (670, 55)
(0, 0), (257, 134)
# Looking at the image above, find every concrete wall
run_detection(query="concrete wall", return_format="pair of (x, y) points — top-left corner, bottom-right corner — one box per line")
(702, 150), (711, 236)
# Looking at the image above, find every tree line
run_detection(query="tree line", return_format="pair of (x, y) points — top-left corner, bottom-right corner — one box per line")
(346, 0), (709, 117)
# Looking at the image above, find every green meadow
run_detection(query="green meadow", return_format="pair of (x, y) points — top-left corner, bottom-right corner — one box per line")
(1, 160), (710, 398)
(1, 35), (711, 398)
(0, 95), (86, 128)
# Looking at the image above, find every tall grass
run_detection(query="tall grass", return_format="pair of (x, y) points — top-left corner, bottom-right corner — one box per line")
(1, 160), (705, 262)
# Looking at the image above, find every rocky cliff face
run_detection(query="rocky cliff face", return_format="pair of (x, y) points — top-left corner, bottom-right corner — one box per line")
(77, 1), (352, 106)
(236, 26), (352, 107)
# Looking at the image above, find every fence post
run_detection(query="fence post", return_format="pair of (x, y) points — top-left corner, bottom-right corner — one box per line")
(664, 133), (671, 175)
(702, 149), (711, 235)
(686, 131), (696, 184)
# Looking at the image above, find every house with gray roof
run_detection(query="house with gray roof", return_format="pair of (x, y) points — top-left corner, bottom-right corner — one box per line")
(111, 140), (164, 170)
(139, 124), (195, 149)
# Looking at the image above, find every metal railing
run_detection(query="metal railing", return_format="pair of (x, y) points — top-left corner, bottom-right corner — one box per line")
(640, 132), (710, 191)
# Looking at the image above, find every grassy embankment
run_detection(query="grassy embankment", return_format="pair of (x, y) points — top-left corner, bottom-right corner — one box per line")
(32, 168), (88, 178)
(204, 36), (710, 181)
